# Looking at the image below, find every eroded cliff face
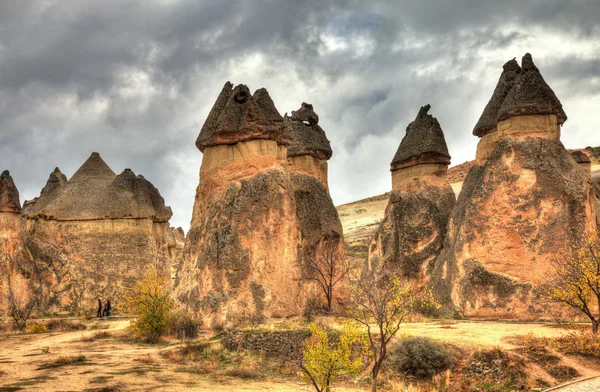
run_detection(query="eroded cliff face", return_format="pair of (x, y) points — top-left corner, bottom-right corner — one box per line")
(177, 84), (306, 327)
(16, 155), (177, 314)
(432, 135), (596, 318)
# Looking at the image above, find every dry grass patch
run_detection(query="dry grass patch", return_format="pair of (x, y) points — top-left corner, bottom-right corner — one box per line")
(37, 355), (87, 369)
(81, 331), (112, 342)
(45, 319), (86, 331)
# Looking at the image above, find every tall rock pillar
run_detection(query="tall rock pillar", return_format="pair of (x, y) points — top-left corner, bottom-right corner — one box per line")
(368, 105), (455, 281)
(432, 54), (597, 318)
(177, 83), (305, 327)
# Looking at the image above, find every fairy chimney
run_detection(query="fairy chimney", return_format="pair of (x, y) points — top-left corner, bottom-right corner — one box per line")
(571, 151), (592, 179)
(431, 54), (595, 319)
(390, 105), (451, 190)
(368, 105), (455, 281)
(177, 82), (306, 327)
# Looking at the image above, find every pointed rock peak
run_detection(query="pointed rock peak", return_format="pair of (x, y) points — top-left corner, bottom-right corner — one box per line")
(284, 102), (332, 160)
(196, 81), (286, 151)
(69, 152), (116, 182)
(47, 167), (68, 185)
(498, 53), (567, 125)
(111, 168), (137, 191)
(290, 102), (319, 125)
(253, 88), (283, 123)
(391, 104), (451, 170)
(0, 169), (21, 213)
(473, 58), (523, 137)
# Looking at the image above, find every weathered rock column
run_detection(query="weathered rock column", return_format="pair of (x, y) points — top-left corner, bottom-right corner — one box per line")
(177, 83), (306, 327)
(571, 151), (592, 179)
(432, 54), (596, 319)
(368, 105), (455, 282)
(283, 103), (346, 309)
(0, 171), (24, 314)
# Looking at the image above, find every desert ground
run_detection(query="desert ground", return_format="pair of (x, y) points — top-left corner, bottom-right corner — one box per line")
(1, 317), (599, 392)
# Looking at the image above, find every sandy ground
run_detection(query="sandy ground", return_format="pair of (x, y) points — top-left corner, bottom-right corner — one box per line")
(1, 319), (600, 391)
(0, 318), (362, 392)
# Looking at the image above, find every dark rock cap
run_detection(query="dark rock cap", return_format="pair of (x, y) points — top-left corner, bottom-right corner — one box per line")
(284, 103), (332, 160)
(391, 105), (451, 171)
(497, 53), (567, 124)
(195, 82), (288, 151)
(571, 150), (591, 164)
(473, 59), (522, 137)
(27, 154), (172, 222)
(0, 170), (21, 213)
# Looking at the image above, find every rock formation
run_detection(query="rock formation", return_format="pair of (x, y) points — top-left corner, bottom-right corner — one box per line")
(177, 82), (306, 327)
(368, 105), (455, 281)
(571, 151), (592, 179)
(0, 171), (24, 313)
(19, 153), (176, 313)
(473, 59), (522, 163)
(284, 103), (346, 307)
(432, 54), (597, 318)
(284, 103), (332, 191)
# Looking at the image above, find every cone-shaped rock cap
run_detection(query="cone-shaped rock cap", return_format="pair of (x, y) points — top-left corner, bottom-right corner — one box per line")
(195, 82), (288, 152)
(0, 170), (21, 213)
(284, 103), (332, 160)
(391, 105), (451, 171)
(70, 152), (116, 182)
(26, 154), (172, 222)
(571, 150), (591, 164)
(498, 53), (567, 124)
(473, 59), (522, 137)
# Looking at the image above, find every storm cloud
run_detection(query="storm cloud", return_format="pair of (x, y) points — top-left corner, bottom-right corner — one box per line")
(1, 0), (599, 230)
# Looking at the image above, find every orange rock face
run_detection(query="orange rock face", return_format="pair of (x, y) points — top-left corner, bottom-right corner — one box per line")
(177, 85), (307, 327)
(7, 154), (178, 314)
(432, 116), (597, 318)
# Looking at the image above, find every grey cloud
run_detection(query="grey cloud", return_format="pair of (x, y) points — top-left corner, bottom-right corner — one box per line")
(1, 0), (599, 229)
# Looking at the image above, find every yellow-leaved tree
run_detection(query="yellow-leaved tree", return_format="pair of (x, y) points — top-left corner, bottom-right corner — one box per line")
(346, 261), (437, 392)
(121, 268), (174, 343)
(539, 238), (600, 334)
(299, 322), (366, 392)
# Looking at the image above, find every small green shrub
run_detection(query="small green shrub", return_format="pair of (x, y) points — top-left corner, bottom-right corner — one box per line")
(26, 322), (48, 334)
(166, 310), (201, 341)
(387, 336), (453, 379)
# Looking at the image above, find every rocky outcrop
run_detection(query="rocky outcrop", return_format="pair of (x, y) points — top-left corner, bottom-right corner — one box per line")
(177, 83), (306, 327)
(432, 54), (597, 319)
(18, 153), (176, 314)
(368, 105), (455, 281)
(284, 103), (345, 308)
(571, 151), (591, 179)
(0, 171), (24, 314)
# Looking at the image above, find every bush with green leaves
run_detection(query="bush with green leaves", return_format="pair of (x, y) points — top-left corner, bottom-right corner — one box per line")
(122, 269), (174, 343)
(387, 336), (453, 379)
(166, 310), (201, 341)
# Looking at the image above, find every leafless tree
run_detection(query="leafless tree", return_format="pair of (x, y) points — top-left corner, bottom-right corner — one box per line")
(302, 236), (349, 312)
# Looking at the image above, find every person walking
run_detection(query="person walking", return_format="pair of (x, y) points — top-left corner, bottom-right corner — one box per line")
(103, 298), (111, 317)
(97, 298), (103, 318)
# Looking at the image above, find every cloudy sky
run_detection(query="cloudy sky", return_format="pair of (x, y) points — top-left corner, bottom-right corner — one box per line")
(1, 1), (599, 230)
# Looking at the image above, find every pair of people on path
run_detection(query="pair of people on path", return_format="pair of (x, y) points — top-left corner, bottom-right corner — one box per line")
(97, 298), (111, 318)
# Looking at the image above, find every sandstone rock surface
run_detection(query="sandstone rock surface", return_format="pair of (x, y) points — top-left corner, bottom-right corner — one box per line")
(431, 55), (596, 319)
(369, 105), (455, 281)
(177, 83), (306, 327)
(16, 154), (177, 314)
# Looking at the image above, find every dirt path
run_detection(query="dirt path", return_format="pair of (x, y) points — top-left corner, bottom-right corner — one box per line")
(544, 376), (600, 391)
(0, 319), (361, 391)
(1, 319), (599, 391)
